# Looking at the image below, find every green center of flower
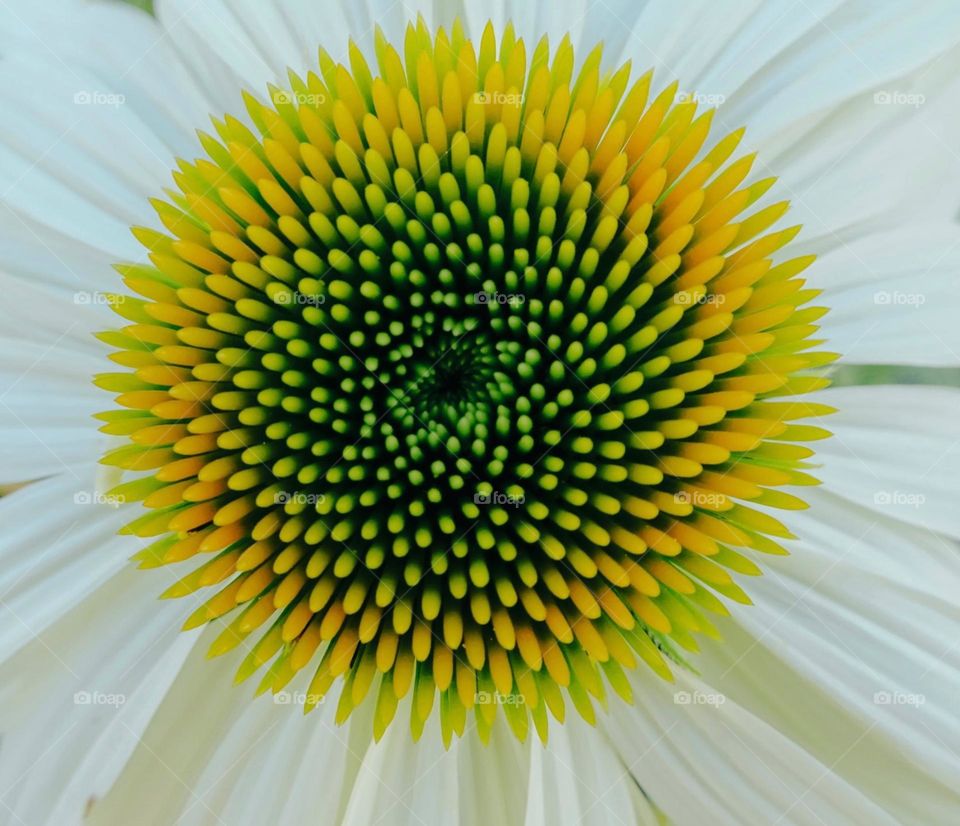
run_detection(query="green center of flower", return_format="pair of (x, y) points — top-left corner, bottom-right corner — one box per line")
(95, 17), (835, 746)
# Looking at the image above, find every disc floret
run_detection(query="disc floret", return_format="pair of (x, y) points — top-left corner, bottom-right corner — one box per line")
(97, 17), (834, 745)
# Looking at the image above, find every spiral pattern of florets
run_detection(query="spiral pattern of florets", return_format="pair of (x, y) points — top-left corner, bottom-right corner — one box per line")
(97, 17), (834, 745)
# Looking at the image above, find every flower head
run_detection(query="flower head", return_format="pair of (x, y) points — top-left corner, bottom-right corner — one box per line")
(98, 18), (833, 744)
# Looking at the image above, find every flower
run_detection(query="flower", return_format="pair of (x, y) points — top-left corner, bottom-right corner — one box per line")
(2, 1), (960, 824)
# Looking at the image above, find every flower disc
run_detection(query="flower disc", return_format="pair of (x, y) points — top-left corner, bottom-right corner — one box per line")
(97, 17), (834, 745)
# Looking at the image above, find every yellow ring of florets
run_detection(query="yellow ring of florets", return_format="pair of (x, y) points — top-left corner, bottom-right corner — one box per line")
(96, 17), (835, 746)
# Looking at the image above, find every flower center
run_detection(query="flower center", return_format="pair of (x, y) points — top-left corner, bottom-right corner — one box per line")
(96, 17), (834, 746)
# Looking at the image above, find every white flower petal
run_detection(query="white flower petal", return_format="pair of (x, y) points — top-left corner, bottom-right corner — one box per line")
(525, 715), (662, 825)
(598, 669), (896, 825)
(810, 224), (960, 366)
(83, 636), (364, 826)
(153, 0), (449, 114)
(0, 478), (199, 825)
(0, 0), (83, 46)
(0, 4), (218, 482)
(0, 6), (209, 281)
(0, 275), (112, 482)
(693, 486), (960, 822)
(341, 712), (462, 826)
(460, 726), (531, 826)
(815, 385), (960, 539)
(0, 474), (136, 660)
(596, 0), (960, 232)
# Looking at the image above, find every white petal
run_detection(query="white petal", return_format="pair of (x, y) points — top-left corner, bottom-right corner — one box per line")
(693, 486), (960, 822)
(83, 636), (365, 826)
(603, 0), (960, 229)
(0, 477), (199, 825)
(599, 670), (897, 825)
(0, 4), (215, 482)
(461, 726), (531, 826)
(525, 715), (661, 825)
(0, 5), (210, 283)
(0, 275), (113, 483)
(0, 474), (136, 660)
(153, 0), (446, 114)
(815, 385), (960, 539)
(341, 711), (462, 826)
(810, 224), (960, 366)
